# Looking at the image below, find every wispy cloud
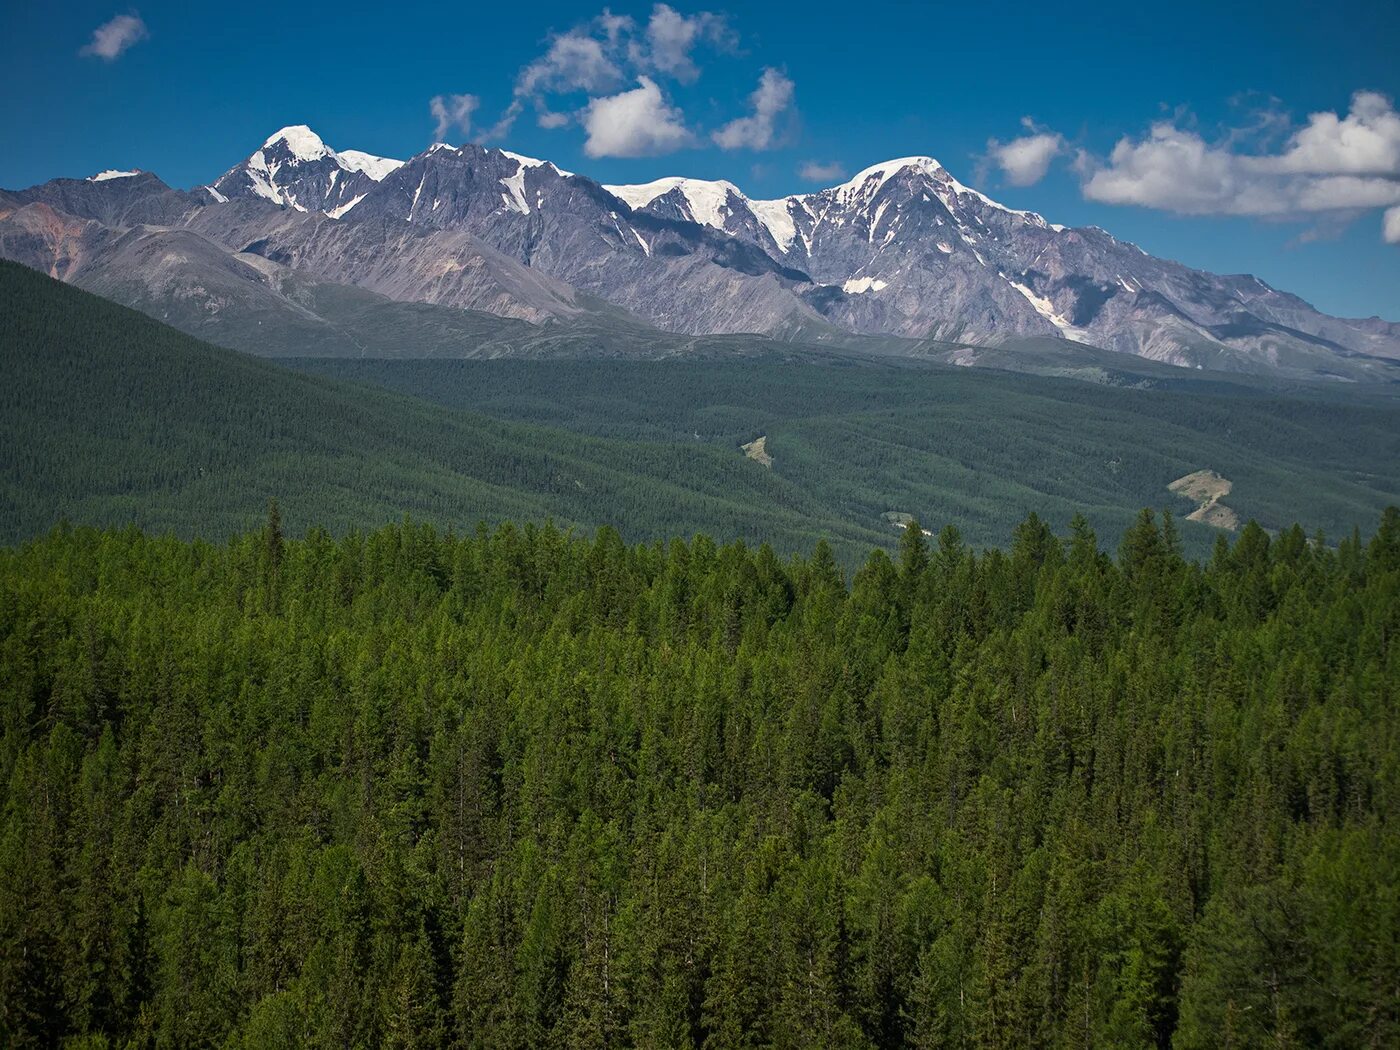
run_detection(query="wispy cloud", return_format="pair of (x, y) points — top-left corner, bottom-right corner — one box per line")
(635, 4), (735, 83)
(430, 94), (481, 143)
(480, 5), (731, 143)
(712, 68), (796, 151)
(798, 160), (846, 182)
(447, 5), (780, 154)
(80, 12), (148, 61)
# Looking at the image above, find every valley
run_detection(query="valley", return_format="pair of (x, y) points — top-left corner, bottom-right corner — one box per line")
(6, 258), (1397, 566)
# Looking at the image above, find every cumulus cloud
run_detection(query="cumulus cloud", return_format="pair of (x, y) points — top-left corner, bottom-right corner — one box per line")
(430, 94), (480, 142)
(80, 12), (148, 61)
(1384, 206), (1400, 244)
(799, 160), (846, 182)
(712, 68), (795, 151)
(1081, 123), (1251, 212)
(986, 120), (1066, 186)
(1078, 91), (1400, 243)
(581, 77), (694, 158)
(1261, 91), (1400, 175)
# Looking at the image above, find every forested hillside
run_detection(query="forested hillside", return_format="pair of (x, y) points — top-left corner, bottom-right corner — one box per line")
(0, 260), (892, 559)
(2, 509), (1397, 1048)
(298, 356), (1400, 553)
(7, 258), (1400, 564)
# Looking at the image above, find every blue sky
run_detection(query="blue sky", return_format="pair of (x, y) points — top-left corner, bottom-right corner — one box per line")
(3, 0), (1398, 319)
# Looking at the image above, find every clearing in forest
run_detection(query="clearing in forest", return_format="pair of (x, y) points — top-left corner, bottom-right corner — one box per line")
(742, 435), (773, 468)
(1168, 469), (1240, 530)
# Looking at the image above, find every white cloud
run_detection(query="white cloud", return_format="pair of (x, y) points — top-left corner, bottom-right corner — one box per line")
(1081, 123), (1250, 213)
(1078, 92), (1400, 243)
(518, 29), (624, 99)
(1384, 206), (1400, 244)
(480, 6), (732, 142)
(480, 22), (628, 141)
(638, 4), (733, 83)
(80, 13), (148, 61)
(430, 94), (480, 142)
(986, 128), (1066, 186)
(712, 68), (795, 151)
(598, 10), (635, 44)
(799, 160), (846, 182)
(1260, 91), (1400, 175)
(467, 8), (789, 155)
(581, 77), (694, 158)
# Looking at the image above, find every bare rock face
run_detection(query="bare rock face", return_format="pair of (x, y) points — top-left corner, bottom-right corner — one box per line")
(1169, 470), (1240, 530)
(2, 125), (1398, 379)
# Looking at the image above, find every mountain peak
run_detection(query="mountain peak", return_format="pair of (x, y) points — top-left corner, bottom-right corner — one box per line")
(832, 156), (946, 197)
(849, 155), (946, 181)
(262, 125), (332, 163)
(829, 154), (1063, 231)
(209, 126), (406, 212)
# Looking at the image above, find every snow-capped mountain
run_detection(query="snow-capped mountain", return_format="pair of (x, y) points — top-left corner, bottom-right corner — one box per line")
(3, 124), (1399, 378)
(606, 158), (1400, 368)
(209, 126), (403, 217)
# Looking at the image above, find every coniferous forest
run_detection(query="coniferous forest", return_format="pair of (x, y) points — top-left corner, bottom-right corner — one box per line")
(2, 507), (1397, 1049)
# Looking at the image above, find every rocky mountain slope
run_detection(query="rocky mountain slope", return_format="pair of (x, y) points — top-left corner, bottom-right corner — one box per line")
(208, 125), (404, 217)
(608, 157), (1400, 373)
(2, 125), (1397, 379)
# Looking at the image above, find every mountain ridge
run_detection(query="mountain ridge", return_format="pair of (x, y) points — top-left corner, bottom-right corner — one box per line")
(3, 123), (1398, 380)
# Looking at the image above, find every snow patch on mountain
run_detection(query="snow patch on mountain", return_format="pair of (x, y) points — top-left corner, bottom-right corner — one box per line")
(605, 176), (690, 210)
(749, 198), (798, 252)
(1004, 276), (1087, 339)
(843, 277), (888, 294)
(501, 168), (530, 214)
(496, 150), (571, 214)
(326, 194), (367, 219)
(243, 163), (285, 205)
(88, 170), (141, 182)
(499, 149), (571, 178)
(337, 149), (403, 181)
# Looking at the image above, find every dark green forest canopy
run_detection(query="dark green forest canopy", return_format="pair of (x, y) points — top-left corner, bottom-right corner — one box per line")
(2, 508), (1398, 1048)
(291, 353), (1400, 555)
